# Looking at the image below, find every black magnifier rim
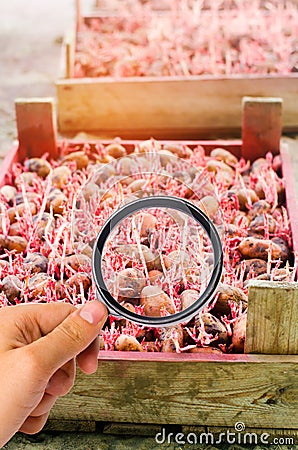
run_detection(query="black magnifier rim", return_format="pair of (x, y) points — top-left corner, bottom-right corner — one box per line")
(92, 196), (223, 327)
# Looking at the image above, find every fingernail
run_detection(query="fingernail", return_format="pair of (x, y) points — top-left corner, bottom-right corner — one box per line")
(79, 301), (107, 325)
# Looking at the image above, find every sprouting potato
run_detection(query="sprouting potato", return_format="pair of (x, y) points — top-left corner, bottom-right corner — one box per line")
(232, 314), (247, 353)
(157, 149), (176, 166)
(52, 166), (72, 189)
(0, 235), (28, 253)
(164, 250), (190, 270)
(8, 222), (21, 237)
(271, 237), (291, 262)
(1, 275), (22, 303)
(105, 143), (126, 159)
(247, 200), (271, 220)
(7, 202), (37, 223)
(180, 289), (199, 310)
(28, 273), (51, 296)
(235, 188), (259, 211)
(46, 189), (68, 215)
(163, 143), (193, 159)
(15, 192), (40, 205)
(197, 195), (219, 219)
(82, 182), (100, 201)
(196, 313), (229, 345)
(160, 325), (184, 352)
(65, 272), (91, 293)
(211, 283), (248, 317)
(138, 212), (158, 237)
(114, 244), (159, 270)
(32, 212), (55, 239)
(210, 148), (238, 166)
(0, 185), (17, 203)
(237, 258), (268, 278)
(94, 164), (116, 185)
(62, 151), (89, 170)
(24, 253), (48, 274)
(148, 270), (163, 283)
(25, 158), (51, 178)
(116, 268), (146, 299)
(248, 214), (277, 236)
(63, 254), (92, 272)
(238, 237), (283, 261)
(188, 346), (223, 354)
(115, 334), (143, 351)
(127, 178), (147, 193)
(142, 341), (160, 352)
(18, 172), (36, 186)
(140, 286), (175, 316)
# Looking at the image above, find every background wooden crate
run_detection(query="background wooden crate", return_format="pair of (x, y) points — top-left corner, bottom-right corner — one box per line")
(56, 4), (298, 138)
(1, 98), (297, 435)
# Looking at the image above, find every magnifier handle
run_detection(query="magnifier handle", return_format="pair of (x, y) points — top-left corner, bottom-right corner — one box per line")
(96, 289), (122, 318)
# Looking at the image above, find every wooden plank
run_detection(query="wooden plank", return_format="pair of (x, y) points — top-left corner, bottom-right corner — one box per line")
(65, 31), (75, 79)
(56, 75), (298, 138)
(246, 281), (298, 355)
(15, 98), (58, 161)
(50, 352), (298, 429)
(242, 97), (282, 161)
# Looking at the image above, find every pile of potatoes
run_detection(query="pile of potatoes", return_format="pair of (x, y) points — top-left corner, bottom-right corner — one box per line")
(0, 141), (293, 354)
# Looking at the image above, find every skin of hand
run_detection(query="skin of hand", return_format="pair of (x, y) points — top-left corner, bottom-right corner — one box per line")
(0, 300), (107, 448)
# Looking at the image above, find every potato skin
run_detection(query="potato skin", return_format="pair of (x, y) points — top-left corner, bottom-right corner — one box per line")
(196, 313), (229, 345)
(211, 283), (248, 317)
(63, 254), (91, 272)
(180, 289), (199, 311)
(248, 214), (277, 236)
(237, 258), (268, 278)
(160, 325), (184, 352)
(24, 253), (48, 274)
(232, 314), (247, 353)
(188, 346), (222, 354)
(1, 275), (22, 303)
(247, 200), (271, 220)
(210, 148), (238, 166)
(115, 334), (143, 351)
(62, 151), (89, 170)
(115, 244), (159, 270)
(140, 286), (175, 316)
(238, 237), (282, 261)
(25, 158), (51, 178)
(0, 236), (28, 253)
(52, 166), (71, 189)
(116, 268), (146, 299)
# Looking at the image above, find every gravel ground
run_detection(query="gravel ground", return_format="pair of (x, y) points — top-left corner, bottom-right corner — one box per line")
(0, 1), (297, 449)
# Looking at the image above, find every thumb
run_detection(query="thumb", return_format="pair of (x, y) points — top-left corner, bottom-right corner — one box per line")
(28, 301), (108, 376)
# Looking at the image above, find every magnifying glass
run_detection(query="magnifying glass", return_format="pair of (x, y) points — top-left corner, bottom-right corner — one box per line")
(72, 151), (223, 327)
(92, 195), (223, 327)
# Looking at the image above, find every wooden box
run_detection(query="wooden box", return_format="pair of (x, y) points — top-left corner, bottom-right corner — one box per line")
(1, 98), (298, 438)
(56, 3), (298, 139)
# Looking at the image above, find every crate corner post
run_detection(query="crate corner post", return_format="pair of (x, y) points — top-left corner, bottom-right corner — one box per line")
(15, 98), (59, 160)
(241, 96), (283, 162)
(245, 280), (298, 355)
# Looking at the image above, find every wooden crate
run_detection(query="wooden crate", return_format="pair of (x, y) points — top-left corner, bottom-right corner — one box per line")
(1, 98), (298, 437)
(56, 4), (298, 139)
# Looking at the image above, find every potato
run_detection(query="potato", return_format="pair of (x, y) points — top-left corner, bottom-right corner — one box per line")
(251, 158), (269, 173)
(210, 148), (238, 166)
(148, 270), (163, 283)
(139, 140), (161, 153)
(28, 273), (51, 296)
(120, 302), (136, 314)
(114, 244), (159, 271)
(233, 212), (250, 228)
(157, 149), (176, 166)
(8, 222), (21, 237)
(211, 283), (248, 317)
(271, 237), (291, 262)
(238, 237), (283, 261)
(24, 253), (48, 274)
(15, 192), (40, 206)
(248, 214), (277, 236)
(164, 250), (190, 270)
(140, 286), (175, 316)
(63, 254), (91, 272)
(127, 178), (147, 193)
(0, 235), (28, 253)
(105, 143), (126, 159)
(138, 212), (157, 237)
(0, 185), (17, 203)
(65, 272), (91, 293)
(197, 195), (219, 219)
(7, 202), (37, 223)
(142, 342), (160, 352)
(32, 212), (54, 239)
(206, 160), (234, 186)
(94, 165), (116, 185)
(52, 166), (72, 189)
(235, 188), (259, 211)
(81, 182), (100, 202)
(180, 289), (199, 310)
(232, 314), (247, 353)
(1, 275), (22, 303)
(116, 157), (137, 176)
(163, 143), (193, 159)
(160, 325), (184, 352)
(25, 158), (51, 178)
(196, 313), (228, 345)
(115, 334), (143, 351)
(247, 200), (271, 220)
(63, 151), (89, 170)
(46, 189), (68, 215)
(188, 346), (222, 354)
(237, 258), (268, 278)
(116, 268), (146, 299)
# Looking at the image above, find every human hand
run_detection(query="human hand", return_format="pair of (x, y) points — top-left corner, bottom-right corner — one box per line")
(0, 300), (107, 447)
